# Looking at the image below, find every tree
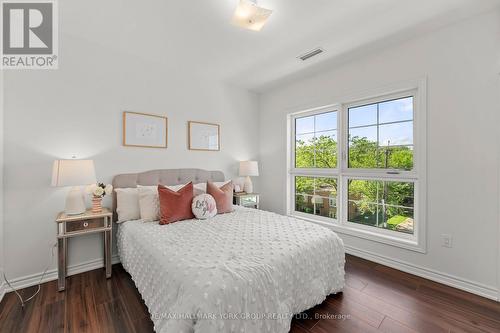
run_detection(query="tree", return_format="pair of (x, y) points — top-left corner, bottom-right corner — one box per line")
(294, 134), (414, 232)
(295, 135), (337, 169)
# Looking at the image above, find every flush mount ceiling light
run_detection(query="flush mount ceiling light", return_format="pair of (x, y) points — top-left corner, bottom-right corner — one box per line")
(232, 0), (272, 31)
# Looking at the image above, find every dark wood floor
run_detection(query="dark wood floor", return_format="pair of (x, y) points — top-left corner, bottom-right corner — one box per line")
(1, 254), (499, 333)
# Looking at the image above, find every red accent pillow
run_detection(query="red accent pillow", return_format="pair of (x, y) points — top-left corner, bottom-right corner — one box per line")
(158, 183), (195, 225)
(207, 181), (234, 214)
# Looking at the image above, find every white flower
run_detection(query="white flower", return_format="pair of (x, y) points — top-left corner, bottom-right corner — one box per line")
(104, 184), (113, 195)
(93, 186), (105, 197)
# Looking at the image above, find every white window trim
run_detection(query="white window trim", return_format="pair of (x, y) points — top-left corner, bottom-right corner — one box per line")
(287, 78), (427, 253)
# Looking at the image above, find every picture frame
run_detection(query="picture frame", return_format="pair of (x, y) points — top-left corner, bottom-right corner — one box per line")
(123, 111), (168, 148)
(188, 121), (220, 151)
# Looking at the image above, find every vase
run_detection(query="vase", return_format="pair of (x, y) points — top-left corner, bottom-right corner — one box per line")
(92, 196), (103, 213)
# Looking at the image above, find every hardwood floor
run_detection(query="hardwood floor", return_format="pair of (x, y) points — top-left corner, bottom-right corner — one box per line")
(1, 254), (499, 333)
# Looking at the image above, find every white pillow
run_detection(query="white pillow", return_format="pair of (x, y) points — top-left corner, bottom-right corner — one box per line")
(115, 188), (140, 223)
(137, 184), (189, 222)
(193, 183), (206, 196)
(138, 184), (188, 191)
(192, 194), (217, 219)
(138, 187), (160, 222)
(193, 181), (231, 194)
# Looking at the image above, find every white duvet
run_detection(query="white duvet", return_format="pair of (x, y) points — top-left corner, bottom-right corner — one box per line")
(117, 206), (345, 333)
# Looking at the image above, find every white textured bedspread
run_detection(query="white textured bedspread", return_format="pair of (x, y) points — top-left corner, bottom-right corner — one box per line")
(117, 206), (345, 333)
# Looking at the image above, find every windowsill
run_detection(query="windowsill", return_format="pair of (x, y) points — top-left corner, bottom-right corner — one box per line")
(290, 212), (426, 253)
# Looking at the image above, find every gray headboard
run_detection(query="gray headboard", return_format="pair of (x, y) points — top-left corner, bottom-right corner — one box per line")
(112, 168), (225, 221)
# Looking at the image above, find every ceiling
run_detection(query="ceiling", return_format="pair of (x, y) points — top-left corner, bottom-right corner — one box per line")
(78, 0), (500, 92)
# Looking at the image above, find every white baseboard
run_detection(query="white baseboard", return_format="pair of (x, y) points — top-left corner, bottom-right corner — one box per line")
(0, 254), (121, 302)
(345, 245), (499, 302)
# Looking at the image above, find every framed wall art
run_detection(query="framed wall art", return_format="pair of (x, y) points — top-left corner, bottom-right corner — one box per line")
(123, 111), (168, 148)
(188, 121), (220, 151)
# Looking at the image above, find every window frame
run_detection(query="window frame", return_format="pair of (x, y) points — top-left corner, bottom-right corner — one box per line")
(287, 79), (427, 253)
(344, 91), (418, 178)
(292, 105), (340, 173)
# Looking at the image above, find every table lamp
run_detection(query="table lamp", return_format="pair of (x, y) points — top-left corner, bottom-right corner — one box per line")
(51, 159), (96, 215)
(239, 161), (259, 193)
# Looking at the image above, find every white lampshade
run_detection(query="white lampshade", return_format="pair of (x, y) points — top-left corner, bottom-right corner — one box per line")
(232, 0), (272, 31)
(51, 159), (96, 187)
(239, 161), (259, 177)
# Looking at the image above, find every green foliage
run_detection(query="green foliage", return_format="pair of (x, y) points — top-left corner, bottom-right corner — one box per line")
(295, 134), (414, 233)
(295, 176), (314, 195)
(386, 215), (407, 229)
(348, 137), (378, 169)
(296, 135), (337, 168)
(386, 147), (413, 170)
(348, 137), (413, 170)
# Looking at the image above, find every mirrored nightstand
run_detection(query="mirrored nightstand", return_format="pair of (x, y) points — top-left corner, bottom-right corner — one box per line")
(55, 208), (112, 291)
(233, 192), (259, 209)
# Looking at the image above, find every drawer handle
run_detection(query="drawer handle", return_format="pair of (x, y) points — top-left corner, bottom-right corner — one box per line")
(83, 222), (89, 228)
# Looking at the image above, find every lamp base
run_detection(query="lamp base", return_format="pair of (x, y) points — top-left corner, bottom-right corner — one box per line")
(243, 176), (253, 194)
(65, 186), (86, 215)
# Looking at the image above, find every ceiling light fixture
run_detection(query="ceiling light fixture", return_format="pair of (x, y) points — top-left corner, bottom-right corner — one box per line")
(232, 0), (272, 32)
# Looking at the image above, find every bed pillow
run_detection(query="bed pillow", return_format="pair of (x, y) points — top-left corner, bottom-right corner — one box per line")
(193, 180), (231, 195)
(138, 187), (160, 222)
(115, 188), (140, 223)
(193, 183), (206, 196)
(158, 182), (195, 224)
(207, 181), (234, 214)
(137, 184), (189, 222)
(191, 194), (217, 219)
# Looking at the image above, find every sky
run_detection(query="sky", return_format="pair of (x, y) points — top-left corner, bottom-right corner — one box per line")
(296, 96), (413, 147)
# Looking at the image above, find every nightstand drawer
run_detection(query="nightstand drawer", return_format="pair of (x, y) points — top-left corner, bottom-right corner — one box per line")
(65, 218), (104, 233)
(234, 193), (260, 209)
(241, 196), (258, 206)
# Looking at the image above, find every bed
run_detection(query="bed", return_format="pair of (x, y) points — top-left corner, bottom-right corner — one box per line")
(113, 169), (345, 333)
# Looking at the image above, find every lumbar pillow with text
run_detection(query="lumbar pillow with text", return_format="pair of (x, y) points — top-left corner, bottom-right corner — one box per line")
(191, 194), (217, 219)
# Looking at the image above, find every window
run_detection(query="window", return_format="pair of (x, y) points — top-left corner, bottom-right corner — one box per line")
(347, 179), (414, 234)
(295, 176), (337, 219)
(295, 111), (337, 168)
(288, 84), (426, 252)
(348, 97), (413, 170)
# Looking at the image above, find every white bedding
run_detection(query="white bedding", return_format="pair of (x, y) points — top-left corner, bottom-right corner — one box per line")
(117, 206), (345, 333)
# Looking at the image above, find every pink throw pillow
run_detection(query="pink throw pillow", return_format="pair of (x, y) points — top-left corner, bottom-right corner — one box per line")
(158, 183), (195, 225)
(207, 181), (234, 214)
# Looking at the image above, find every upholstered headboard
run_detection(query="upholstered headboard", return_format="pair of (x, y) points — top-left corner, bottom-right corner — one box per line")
(112, 168), (225, 221)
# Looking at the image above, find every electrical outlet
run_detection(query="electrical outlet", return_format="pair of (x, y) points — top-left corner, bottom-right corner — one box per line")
(441, 234), (453, 248)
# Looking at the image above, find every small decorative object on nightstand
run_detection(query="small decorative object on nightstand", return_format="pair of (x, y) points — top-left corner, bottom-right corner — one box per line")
(86, 182), (113, 213)
(55, 208), (112, 291)
(233, 192), (260, 209)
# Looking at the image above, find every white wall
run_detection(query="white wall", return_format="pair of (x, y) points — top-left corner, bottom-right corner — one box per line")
(259, 10), (500, 297)
(2, 2), (259, 283)
(0, 67), (4, 298)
